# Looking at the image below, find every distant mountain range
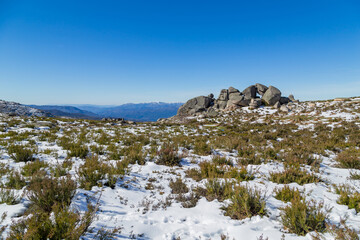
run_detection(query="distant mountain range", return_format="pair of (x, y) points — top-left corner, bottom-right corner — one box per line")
(27, 105), (101, 120)
(29, 102), (183, 121)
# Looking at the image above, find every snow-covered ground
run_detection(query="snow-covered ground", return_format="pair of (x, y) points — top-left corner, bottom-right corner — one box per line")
(0, 99), (359, 239)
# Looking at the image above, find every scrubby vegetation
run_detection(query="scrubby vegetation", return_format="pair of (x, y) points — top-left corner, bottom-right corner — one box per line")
(280, 197), (331, 235)
(0, 98), (359, 238)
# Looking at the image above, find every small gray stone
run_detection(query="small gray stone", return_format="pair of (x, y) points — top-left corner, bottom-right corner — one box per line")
(289, 94), (295, 101)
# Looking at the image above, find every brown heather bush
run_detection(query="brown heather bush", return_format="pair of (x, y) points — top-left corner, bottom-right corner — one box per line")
(156, 144), (182, 166)
(7, 202), (97, 240)
(274, 185), (303, 202)
(123, 143), (146, 165)
(327, 218), (359, 240)
(205, 179), (234, 202)
(336, 148), (360, 169)
(212, 155), (233, 166)
(280, 197), (331, 236)
(77, 156), (108, 190)
(67, 143), (89, 159)
(222, 185), (267, 220)
(0, 188), (20, 205)
(21, 159), (48, 177)
(269, 166), (320, 185)
(7, 144), (36, 162)
(334, 184), (360, 213)
(5, 171), (26, 190)
(27, 176), (76, 213)
(186, 161), (254, 182)
(169, 178), (189, 194)
(193, 137), (212, 156)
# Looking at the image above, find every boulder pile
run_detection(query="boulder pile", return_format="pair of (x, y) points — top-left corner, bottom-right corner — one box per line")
(176, 84), (296, 117)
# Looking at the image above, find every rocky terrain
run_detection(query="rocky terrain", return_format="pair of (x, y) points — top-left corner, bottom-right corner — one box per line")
(167, 84), (296, 123)
(0, 96), (359, 239)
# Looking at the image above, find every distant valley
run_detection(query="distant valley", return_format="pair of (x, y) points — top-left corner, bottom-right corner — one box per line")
(28, 102), (183, 121)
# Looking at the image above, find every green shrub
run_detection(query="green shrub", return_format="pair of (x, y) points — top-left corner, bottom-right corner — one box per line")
(269, 166), (320, 185)
(280, 197), (330, 236)
(7, 144), (35, 162)
(223, 185), (267, 220)
(274, 185), (303, 202)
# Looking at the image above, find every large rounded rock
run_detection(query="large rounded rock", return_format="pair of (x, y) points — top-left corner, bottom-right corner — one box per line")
(255, 83), (268, 96)
(228, 87), (240, 94)
(242, 85), (257, 99)
(262, 86), (281, 106)
(280, 97), (290, 104)
(217, 89), (229, 101)
(177, 96), (213, 116)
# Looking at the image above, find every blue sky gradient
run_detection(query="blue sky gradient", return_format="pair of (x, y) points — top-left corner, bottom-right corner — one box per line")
(0, 0), (359, 104)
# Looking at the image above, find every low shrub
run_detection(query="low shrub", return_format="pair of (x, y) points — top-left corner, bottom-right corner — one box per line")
(274, 185), (303, 202)
(77, 156), (108, 190)
(169, 178), (189, 194)
(334, 184), (360, 213)
(123, 144), (146, 165)
(212, 156), (233, 166)
(327, 218), (359, 240)
(336, 148), (360, 169)
(7, 144), (35, 162)
(193, 139), (212, 156)
(0, 188), (20, 205)
(21, 160), (48, 177)
(156, 144), (182, 167)
(205, 179), (234, 202)
(27, 176), (77, 213)
(67, 144), (89, 159)
(223, 185), (267, 220)
(280, 196), (330, 235)
(269, 166), (320, 185)
(6, 172), (26, 190)
(7, 202), (97, 240)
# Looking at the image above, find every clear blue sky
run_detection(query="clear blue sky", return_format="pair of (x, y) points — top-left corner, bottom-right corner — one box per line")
(0, 0), (359, 105)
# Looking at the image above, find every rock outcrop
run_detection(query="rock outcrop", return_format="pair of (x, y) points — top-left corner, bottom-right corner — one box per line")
(171, 83), (297, 118)
(0, 100), (52, 117)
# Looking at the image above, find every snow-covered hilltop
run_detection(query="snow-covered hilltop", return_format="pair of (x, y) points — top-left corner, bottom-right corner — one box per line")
(0, 100), (52, 117)
(0, 97), (359, 239)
